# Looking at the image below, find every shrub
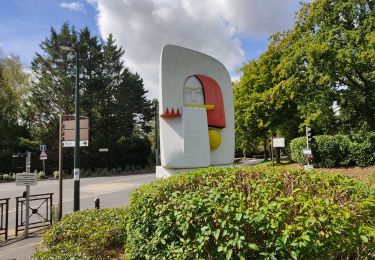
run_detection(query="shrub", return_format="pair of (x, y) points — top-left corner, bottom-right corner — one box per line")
(2, 173), (14, 181)
(33, 208), (128, 259)
(290, 135), (360, 168)
(313, 135), (352, 168)
(126, 167), (375, 259)
(53, 171), (59, 179)
(350, 132), (375, 167)
(289, 137), (308, 165)
(37, 171), (46, 180)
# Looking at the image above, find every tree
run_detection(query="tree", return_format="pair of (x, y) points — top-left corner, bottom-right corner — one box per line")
(0, 56), (30, 172)
(235, 0), (375, 156)
(285, 0), (375, 131)
(234, 39), (301, 159)
(27, 23), (153, 173)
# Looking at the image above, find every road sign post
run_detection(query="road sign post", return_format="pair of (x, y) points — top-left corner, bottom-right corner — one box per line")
(61, 117), (89, 212)
(40, 151), (47, 175)
(24, 152), (32, 237)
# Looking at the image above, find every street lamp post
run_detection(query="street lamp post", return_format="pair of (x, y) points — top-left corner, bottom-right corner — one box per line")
(59, 41), (80, 211)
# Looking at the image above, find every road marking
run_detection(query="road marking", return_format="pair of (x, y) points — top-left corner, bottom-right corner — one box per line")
(81, 183), (132, 192)
(6, 174), (155, 213)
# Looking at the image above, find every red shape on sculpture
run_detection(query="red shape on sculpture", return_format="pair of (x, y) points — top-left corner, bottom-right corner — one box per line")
(160, 107), (181, 117)
(195, 75), (226, 128)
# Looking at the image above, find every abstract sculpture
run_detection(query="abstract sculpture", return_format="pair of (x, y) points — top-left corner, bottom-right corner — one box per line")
(156, 45), (234, 178)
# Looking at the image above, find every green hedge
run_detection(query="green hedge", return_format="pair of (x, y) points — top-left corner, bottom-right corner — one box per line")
(33, 208), (128, 259)
(126, 167), (375, 259)
(290, 133), (375, 168)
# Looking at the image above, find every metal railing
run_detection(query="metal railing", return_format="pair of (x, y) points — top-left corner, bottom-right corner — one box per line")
(0, 198), (9, 240)
(15, 193), (53, 236)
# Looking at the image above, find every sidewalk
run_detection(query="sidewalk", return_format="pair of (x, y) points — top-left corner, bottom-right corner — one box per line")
(0, 231), (42, 260)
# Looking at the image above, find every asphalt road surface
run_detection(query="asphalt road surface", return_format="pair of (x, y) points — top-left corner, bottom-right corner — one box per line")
(0, 173), (156, 232)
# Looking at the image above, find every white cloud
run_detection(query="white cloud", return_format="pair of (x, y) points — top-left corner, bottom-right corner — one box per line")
(86, 0), (98, 9)
(60, 2), (86, 12)
(96, 0), (302, 98)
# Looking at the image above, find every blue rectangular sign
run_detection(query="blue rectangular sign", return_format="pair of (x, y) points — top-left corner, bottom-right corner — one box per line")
(40, 145), (47, 152)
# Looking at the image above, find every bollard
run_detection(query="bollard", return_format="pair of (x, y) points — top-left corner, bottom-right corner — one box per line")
(94, 198), (100, 209)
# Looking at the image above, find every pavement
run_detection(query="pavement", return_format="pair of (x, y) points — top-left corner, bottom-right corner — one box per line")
(0, 234), (42, 260)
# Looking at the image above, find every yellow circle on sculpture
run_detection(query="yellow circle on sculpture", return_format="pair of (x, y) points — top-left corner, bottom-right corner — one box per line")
(209, 129), (221, 150)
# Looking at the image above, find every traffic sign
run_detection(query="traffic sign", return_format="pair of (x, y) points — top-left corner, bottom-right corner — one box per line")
(40, 145), (47, 152)
(16, 173), (37, 186)
(62, 140), (89, 147)
(99, 148), (109, 152)
(303, 148), (312, 155)
(40, 151), (48, 160)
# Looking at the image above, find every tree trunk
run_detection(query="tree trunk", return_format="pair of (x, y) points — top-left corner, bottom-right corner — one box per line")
(276, 147), (281, 164)
(263, 139), (268, 161)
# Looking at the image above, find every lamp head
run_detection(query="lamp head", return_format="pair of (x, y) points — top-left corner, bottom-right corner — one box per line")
(59, 41), (74, 51)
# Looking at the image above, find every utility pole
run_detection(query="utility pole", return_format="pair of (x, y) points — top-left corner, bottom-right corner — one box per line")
(59, 41), (81, 211)
(58, 115), (63, 220)
(73, 48), (80, 211)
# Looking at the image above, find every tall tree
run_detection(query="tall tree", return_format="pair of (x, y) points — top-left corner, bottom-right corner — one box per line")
(285, 0), (375, 131)
(235, 0), (375, 156)
(28, 23), (153, 173)
(0, 56), (30, 172)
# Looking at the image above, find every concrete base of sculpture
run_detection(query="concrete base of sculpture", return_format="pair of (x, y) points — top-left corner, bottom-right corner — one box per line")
(156, 164), (239, 179)
(156, 166), (196, 179)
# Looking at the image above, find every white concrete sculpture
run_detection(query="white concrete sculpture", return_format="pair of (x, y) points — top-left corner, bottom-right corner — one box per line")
(156, 45), (234, 178)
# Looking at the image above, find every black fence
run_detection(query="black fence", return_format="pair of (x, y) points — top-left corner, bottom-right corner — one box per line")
(0, 198), (9, 240)
(15, 193), (53, 236)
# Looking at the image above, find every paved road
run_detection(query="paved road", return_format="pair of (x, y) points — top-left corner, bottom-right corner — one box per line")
(0, 172), (155, 234)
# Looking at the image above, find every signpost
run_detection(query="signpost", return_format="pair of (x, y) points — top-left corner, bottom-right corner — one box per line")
(40, 145), (47, 175)
(272, 138), (285, 148)
(271, 137), (285, 165)
(58, 116), (89, 217)
(16, 173), (37, 186)
(18, 151), (33, 237)
(99, 148), (109, 168)
(304, 127), (314, 170)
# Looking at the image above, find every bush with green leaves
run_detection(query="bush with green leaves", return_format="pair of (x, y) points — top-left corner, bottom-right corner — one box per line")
(126, 167), (375, 259)
(350, 132), (375, 167)
(33, 208), (128, 259)
(290, 134), (375, 168)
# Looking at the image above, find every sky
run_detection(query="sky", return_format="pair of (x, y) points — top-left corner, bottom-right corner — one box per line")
(0, 0), (306, 98)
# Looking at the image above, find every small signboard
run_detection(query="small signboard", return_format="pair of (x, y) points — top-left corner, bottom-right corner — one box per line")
(62, 129), (89, 141)
(303, 148), (312, 155)
(99, 148), (109, 152)
(62, 119), (89, 130)
(40, 151), (48, 160)
(40, 145), (47, 152)
(272, 137), (285, 148)
(61, 119), (89, 148)
(16, 173), (37, 186)
(62, 140), (89, 147)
